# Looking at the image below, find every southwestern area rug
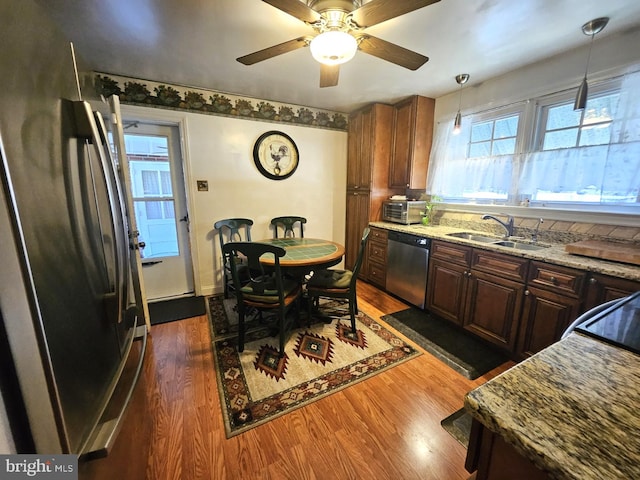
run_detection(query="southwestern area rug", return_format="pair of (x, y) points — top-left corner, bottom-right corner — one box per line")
(207, 295), (421, 437)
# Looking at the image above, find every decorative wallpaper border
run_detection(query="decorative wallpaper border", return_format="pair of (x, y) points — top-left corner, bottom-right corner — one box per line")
(94, 73), (348, 131)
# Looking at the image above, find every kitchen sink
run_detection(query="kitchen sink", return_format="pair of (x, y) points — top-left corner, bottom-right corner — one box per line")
(446, 232), (549, 251)
(446, 232), (499, 243)
(493, 240), (548, 251)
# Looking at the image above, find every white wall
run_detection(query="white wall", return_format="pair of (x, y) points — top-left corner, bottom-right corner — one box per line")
(121, 105), (347, 296)
(435, 27), (640, 122)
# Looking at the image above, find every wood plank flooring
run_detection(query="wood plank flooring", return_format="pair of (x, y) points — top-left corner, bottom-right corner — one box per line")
(79, 281), (513, 480)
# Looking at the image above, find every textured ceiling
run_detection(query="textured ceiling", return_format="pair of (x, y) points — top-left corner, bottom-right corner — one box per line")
(37, 0), (640, 112)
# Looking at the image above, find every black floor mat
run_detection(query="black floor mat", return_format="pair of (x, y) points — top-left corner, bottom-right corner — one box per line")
(381, 308), (509, 379)
(149, 296), (206, 325)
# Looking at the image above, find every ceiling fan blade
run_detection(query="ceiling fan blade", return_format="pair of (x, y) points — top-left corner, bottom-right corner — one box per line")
(237, 36), (310, 65)
(320, 64), (339, 88)
(351, 0), (441, 28)
(357, 34), (428, 70)
(262, 0), (322, 24)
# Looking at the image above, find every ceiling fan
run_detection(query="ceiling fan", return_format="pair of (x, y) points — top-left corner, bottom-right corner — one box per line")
(237, 0), (440, 87)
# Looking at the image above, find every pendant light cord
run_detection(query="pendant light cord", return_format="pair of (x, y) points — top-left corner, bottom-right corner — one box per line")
(583, 33), (596, 80)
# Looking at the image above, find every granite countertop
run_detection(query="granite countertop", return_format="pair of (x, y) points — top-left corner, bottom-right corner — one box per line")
(464, 333), (640, 480)
(369, 221), (640, 282)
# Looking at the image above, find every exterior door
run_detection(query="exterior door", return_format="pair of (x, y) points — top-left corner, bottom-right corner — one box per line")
(124, 124), (194, 300)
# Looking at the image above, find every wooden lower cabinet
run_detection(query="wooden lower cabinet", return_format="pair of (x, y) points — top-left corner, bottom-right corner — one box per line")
(582, 273), (640, 312)
(423, 238), (638, 359)
(464, 269), (525, 352)
(516, 261), (586, 360)
(426, 241), (472, 325)
(367, 227), (387, 288)
(426, 257), (469, 325)
(466, 419), (550, 480)
(426, 241), (526, 353)
(516, 286), (582, 360)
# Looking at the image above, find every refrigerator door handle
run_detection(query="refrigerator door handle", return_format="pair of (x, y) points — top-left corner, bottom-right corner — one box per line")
(72, 100), (126, 324)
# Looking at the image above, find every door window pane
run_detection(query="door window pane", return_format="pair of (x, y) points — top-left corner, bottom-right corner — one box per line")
(126, 134), (179, 259)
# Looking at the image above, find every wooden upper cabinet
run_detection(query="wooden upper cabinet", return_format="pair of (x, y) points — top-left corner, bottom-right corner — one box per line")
(389, 95), (435, 189)
(347, 103), (392, 190)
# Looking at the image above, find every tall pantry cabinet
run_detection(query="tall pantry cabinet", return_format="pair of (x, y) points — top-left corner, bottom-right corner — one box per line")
(345, 103), (394, 274)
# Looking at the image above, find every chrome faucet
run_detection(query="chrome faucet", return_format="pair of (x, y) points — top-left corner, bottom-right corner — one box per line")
(481, 214), (514, 239)
(532, 218), (544, 244)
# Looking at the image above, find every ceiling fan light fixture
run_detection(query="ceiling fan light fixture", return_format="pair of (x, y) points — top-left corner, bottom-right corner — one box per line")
(310, 30), (358, 66)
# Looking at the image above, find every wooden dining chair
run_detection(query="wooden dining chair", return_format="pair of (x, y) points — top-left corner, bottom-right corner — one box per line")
(223, 241), (302, 356)
(270, 216), (307, 238)
(214, 218), (253, 298)
(307, 227), (370, 333)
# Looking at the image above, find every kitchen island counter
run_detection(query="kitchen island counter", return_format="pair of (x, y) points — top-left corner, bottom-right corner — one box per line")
(464, 333), (640, 479)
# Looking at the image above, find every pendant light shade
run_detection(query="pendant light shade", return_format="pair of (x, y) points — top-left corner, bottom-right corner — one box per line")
(574, 76), (588, 111)
(574, 17), (608, 111)
(452, 74), (469, 135)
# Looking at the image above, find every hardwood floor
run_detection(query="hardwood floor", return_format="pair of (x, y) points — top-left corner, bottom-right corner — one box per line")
(79, 281), (513, 480)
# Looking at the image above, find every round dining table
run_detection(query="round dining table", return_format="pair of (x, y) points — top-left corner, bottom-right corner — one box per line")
(256, 237), (345, 277)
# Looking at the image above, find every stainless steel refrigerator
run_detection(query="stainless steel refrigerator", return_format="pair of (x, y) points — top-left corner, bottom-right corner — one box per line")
(0, 0), (146, 457)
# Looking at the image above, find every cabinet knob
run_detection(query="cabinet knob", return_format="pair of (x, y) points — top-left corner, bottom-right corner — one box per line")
(589, 277), (597, 284)
(549, 276), (557, 284)
(525, 290), (530, 296)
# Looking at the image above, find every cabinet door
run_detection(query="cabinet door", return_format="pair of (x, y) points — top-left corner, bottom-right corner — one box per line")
(426, 257), (468, 325)
(389, 98), (413, 188)
(516, 286), (582, 360)
(582, 273), (640, 312)
(347, 106), (373, 189)
(345, 192), (370, 273)
(389, 96), (434, 190)
(463, 269), (525, 352)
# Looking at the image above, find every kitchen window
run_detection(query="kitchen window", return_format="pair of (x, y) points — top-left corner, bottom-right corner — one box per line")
(428, 69), (640, 212)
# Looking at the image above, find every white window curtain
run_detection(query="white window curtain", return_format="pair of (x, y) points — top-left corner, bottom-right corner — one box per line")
(428, 69), (640, 205)
(427, 119), (514, 200)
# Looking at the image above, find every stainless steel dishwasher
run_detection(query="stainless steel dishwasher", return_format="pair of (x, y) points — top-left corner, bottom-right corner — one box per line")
(386, 231), (430, 308)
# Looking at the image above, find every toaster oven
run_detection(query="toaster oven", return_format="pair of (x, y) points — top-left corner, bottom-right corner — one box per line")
(382, 200), (426, 225)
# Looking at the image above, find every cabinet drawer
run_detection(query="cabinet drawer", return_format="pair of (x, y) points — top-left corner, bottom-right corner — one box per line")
(369, 241), (387, 264)
(370, 227), (388, 245)
(528, 261), (586, 298)
(368, 260), (386, 288)
(472, 249), (529, 283)
(431, 240), (472, 266)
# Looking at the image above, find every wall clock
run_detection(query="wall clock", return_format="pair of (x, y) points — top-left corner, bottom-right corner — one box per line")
(253, 131), (299, 180)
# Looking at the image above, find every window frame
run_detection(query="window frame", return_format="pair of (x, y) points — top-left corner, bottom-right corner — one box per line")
(533, 80), (622, 152)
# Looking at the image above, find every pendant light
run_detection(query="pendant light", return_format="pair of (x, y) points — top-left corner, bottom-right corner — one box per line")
(574, 17), (609, 111)
(452, 74), (470, 135)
